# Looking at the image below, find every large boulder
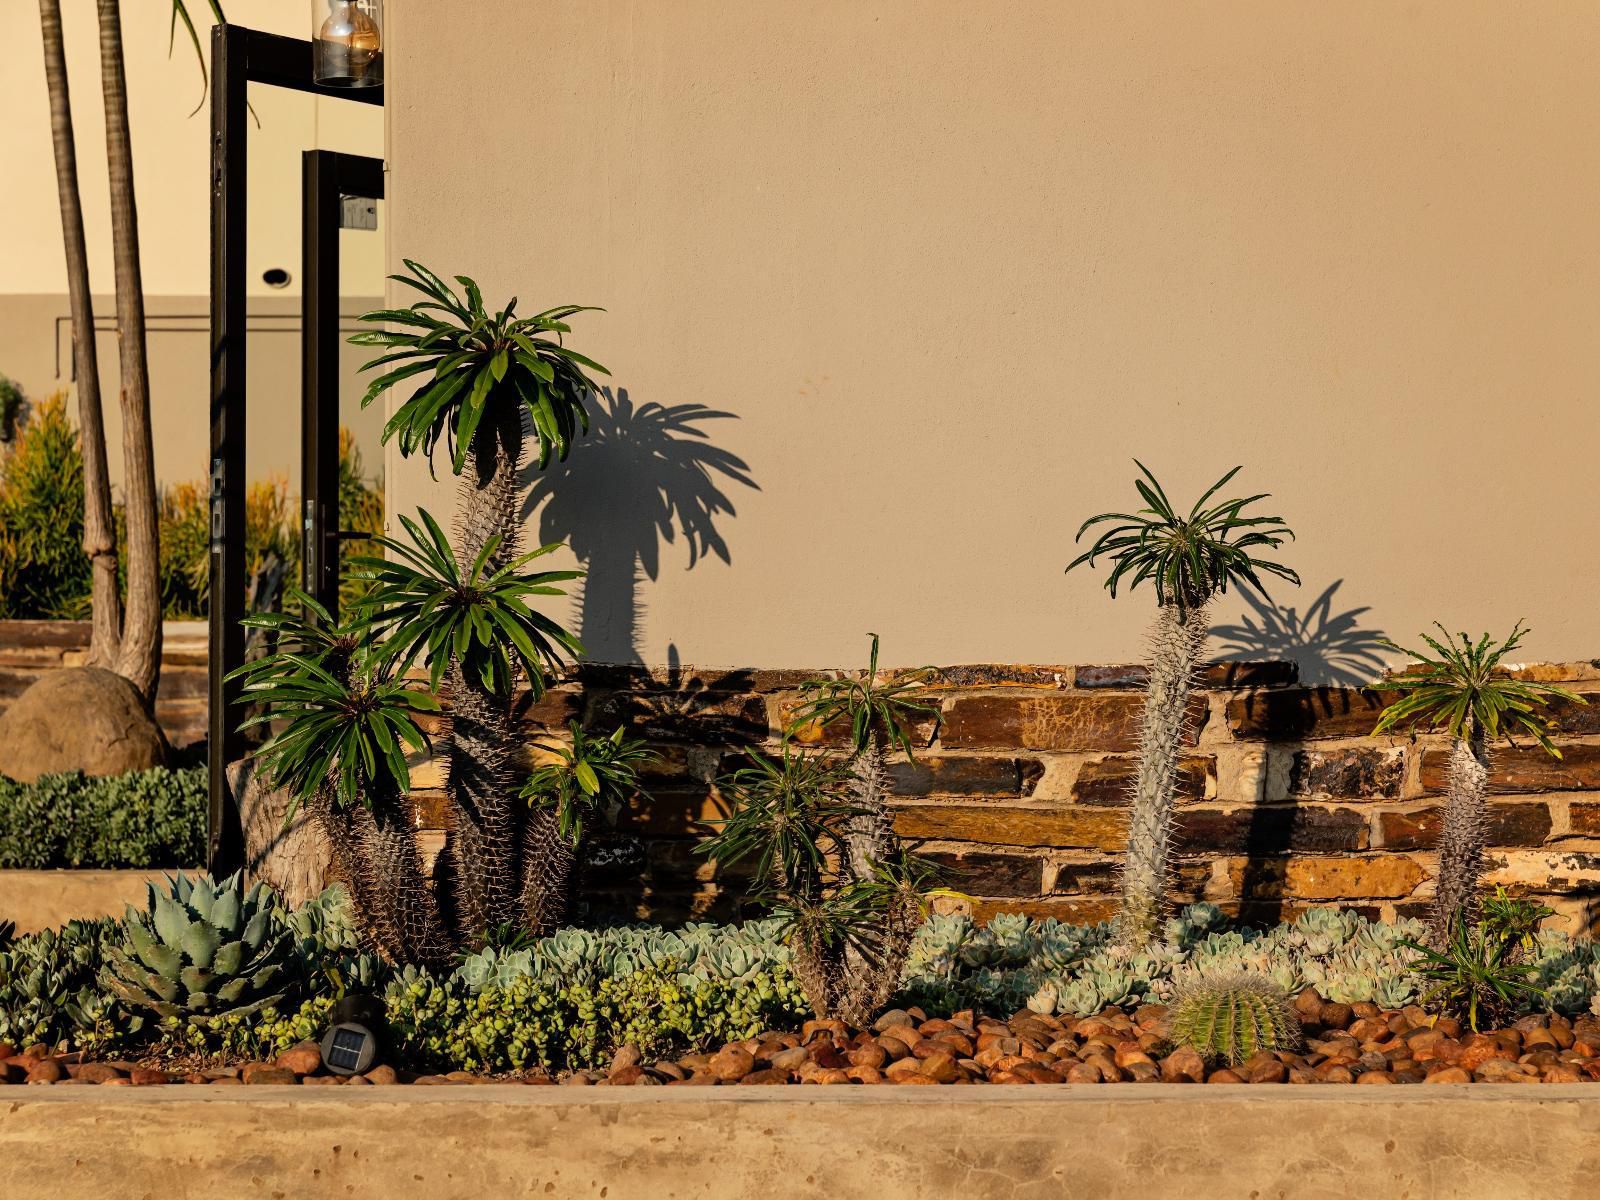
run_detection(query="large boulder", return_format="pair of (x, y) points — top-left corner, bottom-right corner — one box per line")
(0, 667), (167, 782)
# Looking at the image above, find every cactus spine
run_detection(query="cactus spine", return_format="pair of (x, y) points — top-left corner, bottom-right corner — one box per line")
(1119, 602), (1210, 949)
(1166, 972), (1301, 1066)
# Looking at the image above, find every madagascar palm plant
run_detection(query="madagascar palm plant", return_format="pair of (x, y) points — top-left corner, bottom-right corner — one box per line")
(700, 741), (930, 1026)
(354, 265), (605, 940)
(227, 591), (451, 968)
(789, 634), (936, 880)
(1375, 622), (1583, 941)
(350, 509), (583, 936)
(1068, 463), (1298, 949)
(519, 723), (652, 927)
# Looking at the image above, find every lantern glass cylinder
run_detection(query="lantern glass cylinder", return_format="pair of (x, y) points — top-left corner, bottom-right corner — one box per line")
(312, 0), (383, 89)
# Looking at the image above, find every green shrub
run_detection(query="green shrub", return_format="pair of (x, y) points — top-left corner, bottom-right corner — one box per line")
(385, 966), (807, 1074)
(0, 917), (130, 1051)
(1407, 890), (1552, 1031)
(0, 394), (89, 620)
(171, 996), (336, 1060)
(0, 767), (206, 870)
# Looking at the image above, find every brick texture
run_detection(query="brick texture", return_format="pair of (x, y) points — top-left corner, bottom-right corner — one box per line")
(5, 622), (1597, 928)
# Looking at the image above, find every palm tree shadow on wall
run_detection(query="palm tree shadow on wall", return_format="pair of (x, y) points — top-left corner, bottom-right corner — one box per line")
(1211, 579), (1390, 688)
(1210, 580), (1391, 924)
(521, 387), (758, 664)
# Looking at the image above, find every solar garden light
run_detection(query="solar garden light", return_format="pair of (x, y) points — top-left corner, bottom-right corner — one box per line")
(312, 0), (383, 88)
(319, 993), (386, 1076)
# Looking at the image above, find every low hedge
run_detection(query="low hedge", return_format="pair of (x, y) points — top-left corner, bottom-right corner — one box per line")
(0, 767), (206, 870)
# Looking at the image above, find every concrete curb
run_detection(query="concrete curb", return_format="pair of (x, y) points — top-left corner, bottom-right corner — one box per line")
(3, 1085), (1597, 1198)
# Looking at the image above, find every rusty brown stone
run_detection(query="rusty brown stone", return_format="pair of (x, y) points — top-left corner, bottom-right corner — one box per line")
(942, 693), (1205, 752)
(1287, 748), (1405, 800)
(1073, 755), (1212, 807)
(1378, 803), (1551, 850)
(886, 756), (1045, 797)
(1421, 744), (1600, 794)
(894, 804), (1127, 849)
(1226, 688), (1394, 740)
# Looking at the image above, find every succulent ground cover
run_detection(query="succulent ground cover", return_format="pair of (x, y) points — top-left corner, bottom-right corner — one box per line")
(7, 883), (1600, 1088)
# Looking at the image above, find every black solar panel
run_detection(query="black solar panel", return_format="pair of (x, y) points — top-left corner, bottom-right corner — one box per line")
(327, 1027), (367, 1071)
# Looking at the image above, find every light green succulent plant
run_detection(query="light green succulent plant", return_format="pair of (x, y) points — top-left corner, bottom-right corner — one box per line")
(102, 872), (293, 1022)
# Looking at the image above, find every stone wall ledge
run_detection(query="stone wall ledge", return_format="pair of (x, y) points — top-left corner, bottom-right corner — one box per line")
(2, 1086), (1598, 1200)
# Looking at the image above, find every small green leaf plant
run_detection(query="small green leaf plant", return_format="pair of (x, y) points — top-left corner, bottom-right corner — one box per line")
(1405, 890), (1553, 1032)
(1068, 463), (1298, 950)
(520, 722), (654, 848)
(1375, 622), (1584, 940)
(700, 741), (935, 1027)
(353, 265), (605, 945)
(226, 589), (451, 968)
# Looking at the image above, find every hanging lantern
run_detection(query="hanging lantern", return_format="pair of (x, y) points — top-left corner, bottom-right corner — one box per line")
(312, 0), (383, 89)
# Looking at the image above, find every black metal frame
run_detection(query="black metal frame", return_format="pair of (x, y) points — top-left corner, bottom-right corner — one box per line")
(302, 150), (384, 618)
(208, 25), (382, 873)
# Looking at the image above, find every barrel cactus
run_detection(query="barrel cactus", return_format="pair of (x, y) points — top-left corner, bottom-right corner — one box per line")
(1166, 972), (1301, 1066)
(103, 872), (292, 1022)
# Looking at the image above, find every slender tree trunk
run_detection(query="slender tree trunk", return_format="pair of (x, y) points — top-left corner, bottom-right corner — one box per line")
(1432, 722), (1490, 944)
(843, 733), (893, 882)
(39, 0), (121, 668)
(96, 0), (162, 705)
(1118, 601), (1211, 949)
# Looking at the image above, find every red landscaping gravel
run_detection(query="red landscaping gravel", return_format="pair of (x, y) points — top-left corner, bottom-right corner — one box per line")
(6, 990), (1599, 1088)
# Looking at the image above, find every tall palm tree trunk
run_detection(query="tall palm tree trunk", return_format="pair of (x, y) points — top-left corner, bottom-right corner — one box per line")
(1118, 602), (1211, 949)
(39, 0), (121, 669)
(96, 0), (162, 704)
(1432, 721), (1489, 943)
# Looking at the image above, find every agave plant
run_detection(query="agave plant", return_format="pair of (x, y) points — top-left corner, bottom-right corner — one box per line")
(102, 872), (292, 1022)
(1069, 463), (1298, 949)
(1376, 622), (1583, 939)
(228, 592), (451, 969)
(351, 509), (582, 938)
(700, 741), (930, 1026)
(354, 265), (605, 944)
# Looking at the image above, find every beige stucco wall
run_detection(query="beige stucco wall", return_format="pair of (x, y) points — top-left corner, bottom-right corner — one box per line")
(0, 1), (386, 490)
(380, 2), (1599, 674)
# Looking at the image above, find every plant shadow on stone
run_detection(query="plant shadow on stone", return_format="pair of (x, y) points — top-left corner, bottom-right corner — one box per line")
(522, 386), (757, 665)
(1211, 578), (1389, 688)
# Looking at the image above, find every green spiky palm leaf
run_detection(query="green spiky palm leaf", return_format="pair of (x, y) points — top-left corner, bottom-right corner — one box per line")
(1067, 462), (1299, 612)
(353, 261), (608, 474)
(1374, 621), (1584, 756)
(787, 633), (937, 756)
(521, 722), (655, 846)
(349, 508), (582, 697)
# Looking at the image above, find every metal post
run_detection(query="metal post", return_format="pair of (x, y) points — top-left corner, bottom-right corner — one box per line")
(301, 151), (341, 618)
(207, 28), (384, 877)
(208, 23), (248, 875)
(303, 151), (385, 621)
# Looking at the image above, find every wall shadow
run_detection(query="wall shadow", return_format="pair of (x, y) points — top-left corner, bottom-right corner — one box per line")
(1210, 580), (1391, 926)
(521, 387), (758, 664)
(1211, 579), (1390, 688)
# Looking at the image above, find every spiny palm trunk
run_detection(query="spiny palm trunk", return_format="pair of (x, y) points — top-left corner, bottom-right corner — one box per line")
(96, 0), (162, 704)
(1432, 723), (1490, 944)
(439, 405), (541, 939)
(843, 734), (893, 882)
(1118, 601), (1211, 949)
(312, 790), (451, 970)
(40, 0), (120, 669)
(791, 732), (913, 1026)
